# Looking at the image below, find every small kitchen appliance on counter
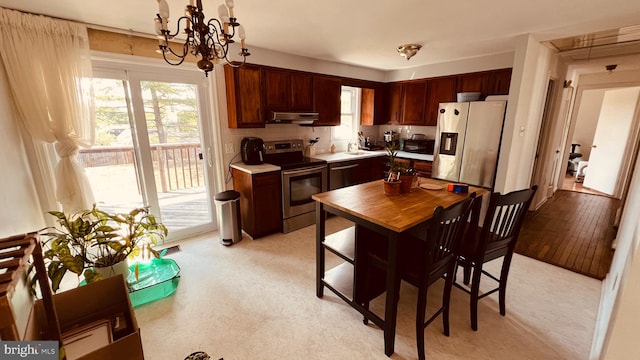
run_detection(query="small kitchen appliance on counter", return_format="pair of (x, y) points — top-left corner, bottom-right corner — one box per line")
(403, 137), (435, 154)
(241, 137), (265, 165)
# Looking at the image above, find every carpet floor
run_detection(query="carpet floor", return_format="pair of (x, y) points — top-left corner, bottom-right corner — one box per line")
(137, 217), (601, 360)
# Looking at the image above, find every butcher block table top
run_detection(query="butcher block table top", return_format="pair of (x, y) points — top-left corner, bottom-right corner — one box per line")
(312, 178), (486, 233)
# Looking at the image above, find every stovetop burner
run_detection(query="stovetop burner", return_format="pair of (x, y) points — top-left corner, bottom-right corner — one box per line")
(263, 139), (326, 170)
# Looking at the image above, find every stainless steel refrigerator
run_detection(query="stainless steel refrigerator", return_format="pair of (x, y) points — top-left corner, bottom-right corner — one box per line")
(433, 100), (507, 188)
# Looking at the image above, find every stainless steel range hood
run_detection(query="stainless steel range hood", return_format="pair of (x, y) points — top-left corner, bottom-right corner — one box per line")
(267, 111), (319, 125)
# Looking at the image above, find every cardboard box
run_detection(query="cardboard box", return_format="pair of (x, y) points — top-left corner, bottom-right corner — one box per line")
(24, 275), (144, 360)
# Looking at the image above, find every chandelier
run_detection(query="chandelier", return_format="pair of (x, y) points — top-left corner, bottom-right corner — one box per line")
(154, 0), (250, 76)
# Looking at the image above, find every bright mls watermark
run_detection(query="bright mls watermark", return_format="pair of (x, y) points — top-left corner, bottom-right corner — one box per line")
(1, 341), (57, 359)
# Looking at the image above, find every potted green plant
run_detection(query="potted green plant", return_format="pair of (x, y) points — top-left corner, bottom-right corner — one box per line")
(384, 142), (402, 195)
(385, 142), (416, 193)
(41, 205), (168, 292)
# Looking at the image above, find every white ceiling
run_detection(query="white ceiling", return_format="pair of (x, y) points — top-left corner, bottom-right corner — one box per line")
(1, 0), (640, 70)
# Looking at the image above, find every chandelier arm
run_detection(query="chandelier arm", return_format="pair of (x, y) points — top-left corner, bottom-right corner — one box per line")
(222, 48), (247, 67)
(163, 37), (191, 60)
(202, 22), (223, 59)
(161, 49), (188, 66)
(159, 15), (193, 39)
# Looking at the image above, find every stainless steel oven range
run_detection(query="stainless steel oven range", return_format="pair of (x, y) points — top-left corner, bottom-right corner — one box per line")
(263, 139), (327, 233)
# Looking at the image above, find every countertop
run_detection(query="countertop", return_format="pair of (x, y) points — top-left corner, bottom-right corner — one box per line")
(314, 150), (433, 163)
(313, 178), (485, 233)
(230, 151), (434, 174)
(230, 162), (280, 174)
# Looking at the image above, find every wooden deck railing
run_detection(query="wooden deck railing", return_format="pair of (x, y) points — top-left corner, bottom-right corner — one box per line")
(79, 143), (204, 193)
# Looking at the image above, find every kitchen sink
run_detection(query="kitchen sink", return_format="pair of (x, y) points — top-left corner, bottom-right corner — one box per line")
(345, 151), (365, 155)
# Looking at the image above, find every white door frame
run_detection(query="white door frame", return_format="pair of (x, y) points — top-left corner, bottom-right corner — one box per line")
(561, 82), (640, 199)
(91, 54), (220, 241)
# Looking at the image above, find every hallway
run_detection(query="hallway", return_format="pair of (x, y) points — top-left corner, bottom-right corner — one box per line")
(515, 190), (618, 280)
(561, 173), (610, 197)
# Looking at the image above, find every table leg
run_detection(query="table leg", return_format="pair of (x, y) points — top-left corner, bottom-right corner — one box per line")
(316, 201), (325, 298)
(384, 231), (400, 356)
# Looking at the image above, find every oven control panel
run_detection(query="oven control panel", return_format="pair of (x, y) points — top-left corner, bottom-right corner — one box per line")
(264, 139), (304, 154)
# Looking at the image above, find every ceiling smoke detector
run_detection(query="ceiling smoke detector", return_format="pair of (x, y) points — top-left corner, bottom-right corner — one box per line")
(397, 44), (422, 60)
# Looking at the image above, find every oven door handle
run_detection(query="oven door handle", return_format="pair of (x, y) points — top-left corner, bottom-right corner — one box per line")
(282, 165), (326, 176)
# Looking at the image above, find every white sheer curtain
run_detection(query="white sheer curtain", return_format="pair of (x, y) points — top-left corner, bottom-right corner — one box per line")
(0, 7), (95, 213)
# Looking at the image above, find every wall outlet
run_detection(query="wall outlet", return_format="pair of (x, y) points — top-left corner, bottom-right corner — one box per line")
(224, 143), (234, 154)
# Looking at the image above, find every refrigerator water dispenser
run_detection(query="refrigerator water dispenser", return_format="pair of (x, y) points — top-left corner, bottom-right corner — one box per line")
(439, 132), (458, 156)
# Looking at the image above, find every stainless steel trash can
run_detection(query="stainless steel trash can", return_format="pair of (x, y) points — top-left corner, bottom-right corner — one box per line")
(214, 190), (242, 246)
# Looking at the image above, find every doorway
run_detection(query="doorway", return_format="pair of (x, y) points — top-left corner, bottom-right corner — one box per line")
(85, 64), (218, 241)
(561, 85), (640, 198)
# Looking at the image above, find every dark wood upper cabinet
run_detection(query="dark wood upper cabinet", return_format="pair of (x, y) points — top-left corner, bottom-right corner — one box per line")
(487, 68), (512, 95)
(401, 80), (428, 125)
(225, 64), (264, 128)
(386, 83), (404, 124)
(263, 68), (289, 111)
(224, 63), (511, 129)
(290, 72), (313, 110)
(360, 88), (375, 126)
(425, 77), (456, 126)
(454, 69), (512, 100)
(313, 76), (342, 126)
(263, 68), (313, 113)
(456, 72), (491, 98)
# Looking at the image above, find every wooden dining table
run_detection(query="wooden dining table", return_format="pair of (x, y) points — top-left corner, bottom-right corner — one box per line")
(313, 177), (485, 356)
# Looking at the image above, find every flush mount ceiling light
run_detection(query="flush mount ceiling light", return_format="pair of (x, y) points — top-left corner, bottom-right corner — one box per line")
(397, 44), (422, 60)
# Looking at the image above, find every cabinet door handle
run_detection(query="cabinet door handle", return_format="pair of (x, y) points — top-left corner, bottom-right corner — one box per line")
(331, 164), (360, 171)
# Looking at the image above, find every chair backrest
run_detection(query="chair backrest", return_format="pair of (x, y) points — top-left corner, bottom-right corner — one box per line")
(424, 194), (476, 274)
(479, 185), (538, 257)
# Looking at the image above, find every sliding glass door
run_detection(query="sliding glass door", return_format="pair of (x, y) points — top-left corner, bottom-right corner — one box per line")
(85, 65), (216, 240)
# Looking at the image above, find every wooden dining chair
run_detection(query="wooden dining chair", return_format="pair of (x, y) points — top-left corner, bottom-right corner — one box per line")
(454, 185), (537, 331)
(362, 194), (475, 360)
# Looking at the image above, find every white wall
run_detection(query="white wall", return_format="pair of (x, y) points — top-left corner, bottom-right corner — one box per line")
(242, 45), (386, 82)
(494, 34), (552, 194)
(0, 64), (46, 237)
(385, 52), (514, 82)
(597, 148), (640, 359)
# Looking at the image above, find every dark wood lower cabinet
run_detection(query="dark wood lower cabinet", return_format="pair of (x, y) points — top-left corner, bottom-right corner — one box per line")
(412, 160), (433, 178)
(231, 169), (282, 239)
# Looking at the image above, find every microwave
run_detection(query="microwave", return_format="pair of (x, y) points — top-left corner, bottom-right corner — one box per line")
(403, 139), (435, 154)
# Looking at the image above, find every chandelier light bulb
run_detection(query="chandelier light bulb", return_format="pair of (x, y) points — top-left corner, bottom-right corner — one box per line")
(157, 0), (170, 19)
(225, 0), (235, 18)
(218, 4), (229, 21)
(238, 24), (246, 48)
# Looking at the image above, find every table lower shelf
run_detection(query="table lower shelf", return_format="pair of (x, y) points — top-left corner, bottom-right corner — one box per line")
(323, 262), (354, 301)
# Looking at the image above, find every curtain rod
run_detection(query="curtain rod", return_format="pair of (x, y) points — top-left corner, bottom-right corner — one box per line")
(0, 6), (157, 40)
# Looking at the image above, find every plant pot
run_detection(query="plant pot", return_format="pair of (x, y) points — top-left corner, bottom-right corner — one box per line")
(383, 180), (401, 196)
(399, 174), (416, 193)
(94, 259), (130, 280)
